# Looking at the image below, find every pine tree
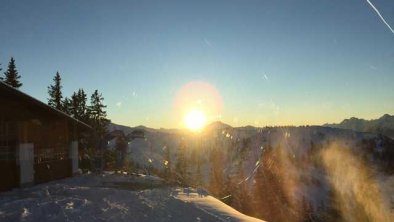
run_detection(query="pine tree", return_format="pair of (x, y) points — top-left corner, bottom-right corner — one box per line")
(47, 72), (63, 110)
(115, 135), (127, 169)
(78, 89), (88, 121)
(85, 90), (110, 173)
(3, 57), (22, 88)
(71, 89), (88, 122)
(70, 92), (79, 118)
(88, 90), (109, 135)
(70, 89), (93, 171)
(62, 97), (72, 115)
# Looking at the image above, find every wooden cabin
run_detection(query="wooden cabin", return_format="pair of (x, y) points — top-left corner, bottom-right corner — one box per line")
(0, 82), (91, 191)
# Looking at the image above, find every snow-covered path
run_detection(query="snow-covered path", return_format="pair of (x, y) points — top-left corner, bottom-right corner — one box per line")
(0, 173), (264, 222)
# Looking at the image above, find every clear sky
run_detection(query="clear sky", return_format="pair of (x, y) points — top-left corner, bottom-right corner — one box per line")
(0, 0), (393, 128)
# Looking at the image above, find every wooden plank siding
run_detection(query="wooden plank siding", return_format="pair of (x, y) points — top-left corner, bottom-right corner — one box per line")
(1, 82), (91, 191)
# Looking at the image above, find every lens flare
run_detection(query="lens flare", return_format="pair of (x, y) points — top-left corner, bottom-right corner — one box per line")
(174, 80), (223, 127)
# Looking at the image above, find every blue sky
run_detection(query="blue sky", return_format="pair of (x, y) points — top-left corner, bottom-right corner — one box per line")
(0, 0), (393, 128)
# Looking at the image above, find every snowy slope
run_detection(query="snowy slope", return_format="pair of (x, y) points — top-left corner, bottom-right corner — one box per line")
(175, 188), (262, 222)
(0, 173), (264, 222)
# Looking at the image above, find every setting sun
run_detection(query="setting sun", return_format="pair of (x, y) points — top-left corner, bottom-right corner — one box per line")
(184, 110), (207, 131)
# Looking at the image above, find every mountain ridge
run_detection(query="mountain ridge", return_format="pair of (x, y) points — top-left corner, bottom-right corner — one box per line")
(324, 114), (394, 138)
(108, 113), (394, 138)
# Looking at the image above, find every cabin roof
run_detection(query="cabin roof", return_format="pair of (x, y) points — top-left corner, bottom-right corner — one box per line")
(0, 81), (91, 129)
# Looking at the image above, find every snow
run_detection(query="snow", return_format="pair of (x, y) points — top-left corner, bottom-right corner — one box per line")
(175, 188), (262, 222)
(0, 173), (264, 222)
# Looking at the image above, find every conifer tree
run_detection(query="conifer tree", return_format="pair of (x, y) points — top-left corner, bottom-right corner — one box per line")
(78, 89), (88, 121)
(71, 89), (88, 122)
(88, 90), (109, 135)
(86, 90), (111, 172)
(70, 92), (79, 119)
(3, 57), (22, 88)
(115, 135), (127, 169)
(47, 72), (63, 110)
(62, 97), (72, 115)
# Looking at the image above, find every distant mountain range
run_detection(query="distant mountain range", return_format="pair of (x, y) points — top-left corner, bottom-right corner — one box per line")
(108, 123), (156, 134)
(325, 114), (394, 139)
(109, 121), (236, 135)
(109, 114), (394, 139)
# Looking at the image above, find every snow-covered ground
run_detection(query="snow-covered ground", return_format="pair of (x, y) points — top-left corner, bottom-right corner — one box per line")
(0, 173), (264, 222)
(175, 188), (261, 222)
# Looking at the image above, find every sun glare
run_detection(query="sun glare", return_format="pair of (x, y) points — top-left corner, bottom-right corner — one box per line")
(184, 110), (207, 131)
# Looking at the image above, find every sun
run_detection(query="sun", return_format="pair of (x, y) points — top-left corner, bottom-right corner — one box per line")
(184, 109), (207, 131)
